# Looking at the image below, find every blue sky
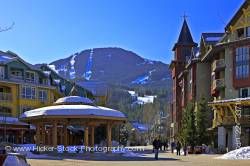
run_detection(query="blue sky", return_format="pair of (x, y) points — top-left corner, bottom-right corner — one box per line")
(0, 0), (245, 64)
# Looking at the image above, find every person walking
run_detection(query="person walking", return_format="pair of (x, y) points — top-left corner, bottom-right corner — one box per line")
(183, 143), (187, 156)
(163, 139), (168, 151)
(152, 138), (156, 153)
(153, 138), (161, 160)
(171, 141), (175, 153)
(176, 141), (181, 156)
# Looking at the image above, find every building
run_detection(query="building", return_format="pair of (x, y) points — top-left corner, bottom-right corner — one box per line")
(169, 21), (227, 143)
(0, 51), (92, 144)
(169, 18), (198, 140)
(202, 1), (250, 150)
(0, 51), (63, 118)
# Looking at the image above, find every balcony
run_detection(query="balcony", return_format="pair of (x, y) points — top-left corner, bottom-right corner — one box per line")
(212, 59), (225, 72)
(212, 79), (225, 91)
(0, 92), (12, 101)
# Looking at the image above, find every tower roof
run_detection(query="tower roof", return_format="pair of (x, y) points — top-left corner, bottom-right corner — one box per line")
(172, 19), (197, 50)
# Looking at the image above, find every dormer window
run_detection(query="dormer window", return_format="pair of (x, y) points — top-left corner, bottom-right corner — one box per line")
(25, 71), (35, 83)
(10, 69), (23, 80)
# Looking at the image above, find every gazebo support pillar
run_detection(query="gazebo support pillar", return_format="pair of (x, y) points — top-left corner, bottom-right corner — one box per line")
(90, 126), (95, 147)
(52, 121), (58, 147)
(41, 124), (46, 145)
(64, 124), (68, 147)
(35, 123), (41, 145)
(84, 127), (89, 147)
(106, 123), (112, 152)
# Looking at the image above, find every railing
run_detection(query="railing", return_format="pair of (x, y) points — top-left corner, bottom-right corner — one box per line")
(212, 78), (225, 90)
(212, 59), (225, 72)
(2, 77), (54, 89)
(0, 92), (12, 101)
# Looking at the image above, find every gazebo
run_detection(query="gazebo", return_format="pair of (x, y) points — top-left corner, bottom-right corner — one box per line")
(19, 96), (126, 149)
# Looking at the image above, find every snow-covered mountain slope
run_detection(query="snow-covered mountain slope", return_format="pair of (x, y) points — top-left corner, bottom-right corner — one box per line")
(48, 47), (171, 88)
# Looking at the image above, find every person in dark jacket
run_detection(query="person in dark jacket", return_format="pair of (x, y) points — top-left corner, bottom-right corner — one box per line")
(153, 138), (161, 160)
(171, 141), (175, 153)
(176, 141), (181, 156)
(183, 143), (187, 156)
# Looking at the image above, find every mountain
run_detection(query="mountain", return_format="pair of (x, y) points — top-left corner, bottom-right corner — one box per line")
(48, 47), (171, 88)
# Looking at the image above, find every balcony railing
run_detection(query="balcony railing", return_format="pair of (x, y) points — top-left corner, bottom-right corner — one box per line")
(212, 59), (225, 72)
(212, 78), (225, 90)
(0, 92), (12, 101)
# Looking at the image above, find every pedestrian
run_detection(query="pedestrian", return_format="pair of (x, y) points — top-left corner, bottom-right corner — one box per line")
(176, 141), (181, 156)
(171, 141), (175, 153)
(153, 138), (161, 160)
(183, 143), (187, 156)
(163, 139), (168, 151)
(152, 138), (156, 153)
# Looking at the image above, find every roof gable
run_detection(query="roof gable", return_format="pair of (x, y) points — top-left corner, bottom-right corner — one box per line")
(226, 0), (250, 31)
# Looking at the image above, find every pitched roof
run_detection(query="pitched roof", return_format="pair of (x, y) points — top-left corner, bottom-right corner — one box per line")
(172, 19), (197, 50)
(225, 0), (249, 31)
(0, 51), (17, 64)
(201, 33), (225, 45)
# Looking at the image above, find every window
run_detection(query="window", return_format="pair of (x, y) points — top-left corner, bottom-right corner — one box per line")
(38, 90), (48, 102)
(21, 86), (36, 99)
(235, 47), (250, 79)
(241, 88), (249, 98)
(237, 28), (244, 38)
(25, 71), (35, 83)
(0, 66), (4, 79)
(11, 69), (22, 79)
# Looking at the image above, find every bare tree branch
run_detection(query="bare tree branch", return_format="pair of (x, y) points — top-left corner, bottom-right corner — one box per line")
(0, 22), (15, 32)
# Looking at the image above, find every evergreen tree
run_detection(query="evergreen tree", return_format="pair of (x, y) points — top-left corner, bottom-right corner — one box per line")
(196, 97), (210, 145)
(179, 101), (197, 150)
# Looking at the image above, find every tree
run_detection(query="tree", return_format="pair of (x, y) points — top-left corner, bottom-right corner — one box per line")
(179, 101), (197, 150)
(196, 97), (210, 145)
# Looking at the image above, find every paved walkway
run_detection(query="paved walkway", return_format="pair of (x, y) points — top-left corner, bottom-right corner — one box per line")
(27, 149), (250, 166)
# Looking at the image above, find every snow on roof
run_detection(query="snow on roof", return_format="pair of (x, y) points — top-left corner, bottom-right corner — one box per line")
(128, 91), (137, 96)
(48, 64), (59, 73)
(205, 37), (222, 42)
(0, 54), (15, 64)
(20, 104), (126, 119)
(55, 96), (94, 105)
(216, 146), (250, 160)
(42, 71), (51, 77)
(53, 79), (61, 85)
